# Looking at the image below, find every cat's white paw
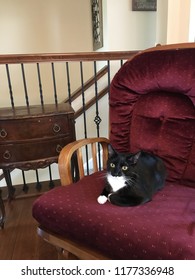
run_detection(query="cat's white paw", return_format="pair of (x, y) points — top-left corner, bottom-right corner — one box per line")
(97, 195), (108, 204)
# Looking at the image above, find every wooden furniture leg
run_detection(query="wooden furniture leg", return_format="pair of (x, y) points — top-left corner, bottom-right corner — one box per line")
(3, 169), (15, 200)
(0, 189), (5, 229)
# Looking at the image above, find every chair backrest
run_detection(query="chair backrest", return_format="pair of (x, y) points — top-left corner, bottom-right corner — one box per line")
(109, 43), (195, 188)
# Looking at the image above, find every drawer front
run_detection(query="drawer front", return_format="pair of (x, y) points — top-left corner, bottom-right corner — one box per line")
(0, 135), (74, 165)
(0, 114), (74, 141)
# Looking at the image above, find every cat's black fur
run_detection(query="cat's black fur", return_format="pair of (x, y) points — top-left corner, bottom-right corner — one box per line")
(97, 145), (166, 207)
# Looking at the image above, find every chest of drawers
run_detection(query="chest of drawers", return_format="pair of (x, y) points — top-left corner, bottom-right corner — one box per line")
(0, 103), (75, 198)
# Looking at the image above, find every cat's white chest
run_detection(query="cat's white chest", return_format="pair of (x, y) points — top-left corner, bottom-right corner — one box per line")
(107, 174), (126, 192)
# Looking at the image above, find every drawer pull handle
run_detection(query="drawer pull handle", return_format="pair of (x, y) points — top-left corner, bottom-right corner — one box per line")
(3, 150), (11, 160)
(56, 144), (62, 154)
(53, 123), (61, 133)
(0, 129), (7, 138)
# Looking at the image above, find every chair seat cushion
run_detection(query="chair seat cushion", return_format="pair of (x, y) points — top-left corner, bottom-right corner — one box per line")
(32, 172), (195, 260)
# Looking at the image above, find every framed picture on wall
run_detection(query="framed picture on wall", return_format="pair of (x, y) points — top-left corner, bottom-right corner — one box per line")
(132, 0), (157, 11)
(91, 0), (103, 50)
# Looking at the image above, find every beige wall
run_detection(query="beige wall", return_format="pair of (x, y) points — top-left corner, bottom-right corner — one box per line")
(0, 0), (158, 54)
(156, 0), (191, 45)
(0, 0), (94, 108)
(167, 0), (191, 44)
(189, 0), (195, 42)
(0, 0), (93, 54)
(156, 0), (168, 45)
(0, 0), (193, 55)
(102, 0), (157, 51)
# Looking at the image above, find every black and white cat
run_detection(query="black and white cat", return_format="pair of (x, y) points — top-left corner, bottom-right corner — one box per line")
(97, 145), (166, 207)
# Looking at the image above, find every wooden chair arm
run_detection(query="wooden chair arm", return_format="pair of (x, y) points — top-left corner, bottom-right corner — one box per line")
(58, 137), (110, 185)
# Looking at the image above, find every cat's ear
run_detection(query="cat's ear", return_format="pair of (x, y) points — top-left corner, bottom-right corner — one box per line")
(127, 151), (141, 164)
(133, 151), (141, 163)
(108, 144), (117, 158)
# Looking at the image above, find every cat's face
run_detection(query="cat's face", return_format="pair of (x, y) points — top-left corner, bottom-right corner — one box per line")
(107, 145), (140, 177)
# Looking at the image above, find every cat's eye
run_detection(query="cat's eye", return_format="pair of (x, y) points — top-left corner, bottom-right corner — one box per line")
(110, 163), (115, 168)
(122, 166), (128, 171)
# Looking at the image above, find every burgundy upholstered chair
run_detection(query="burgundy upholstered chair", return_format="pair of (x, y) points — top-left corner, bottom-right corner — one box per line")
(32, 43), (195, 260)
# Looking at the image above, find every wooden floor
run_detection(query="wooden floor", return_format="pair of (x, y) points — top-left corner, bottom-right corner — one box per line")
(0, 196), (58, 260)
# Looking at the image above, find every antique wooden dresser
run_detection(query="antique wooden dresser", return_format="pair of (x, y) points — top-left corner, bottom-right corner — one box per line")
(0, 102), (75, 200)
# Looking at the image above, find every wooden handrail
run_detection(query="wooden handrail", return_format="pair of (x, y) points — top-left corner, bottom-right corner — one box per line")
(2, 43), (195, 65)
(0, 51), (139, 64)
(64, 65), (108, 104)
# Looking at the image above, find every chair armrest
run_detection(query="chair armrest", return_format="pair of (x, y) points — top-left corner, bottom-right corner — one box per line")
(58, 137), (110, 185)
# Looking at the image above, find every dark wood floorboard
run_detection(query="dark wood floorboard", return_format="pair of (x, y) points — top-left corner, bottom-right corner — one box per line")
(0, 196), (58, 260)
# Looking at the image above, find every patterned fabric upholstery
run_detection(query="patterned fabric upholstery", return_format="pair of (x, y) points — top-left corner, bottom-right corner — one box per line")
(33, 44), (195, 259)
(33, 172), (195, 260)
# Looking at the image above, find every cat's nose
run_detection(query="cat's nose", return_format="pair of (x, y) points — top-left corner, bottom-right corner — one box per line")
(113, 172), (122, 177)
(111, 172), (118, 177)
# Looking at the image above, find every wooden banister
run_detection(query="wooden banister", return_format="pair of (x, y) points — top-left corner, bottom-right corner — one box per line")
(0, 51), (139, 64)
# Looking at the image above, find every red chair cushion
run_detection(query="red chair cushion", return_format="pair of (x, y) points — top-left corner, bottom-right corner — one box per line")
(131, 92), (195, 186)
(110, 48), (195, 187)
(32, 171), (195, 260)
